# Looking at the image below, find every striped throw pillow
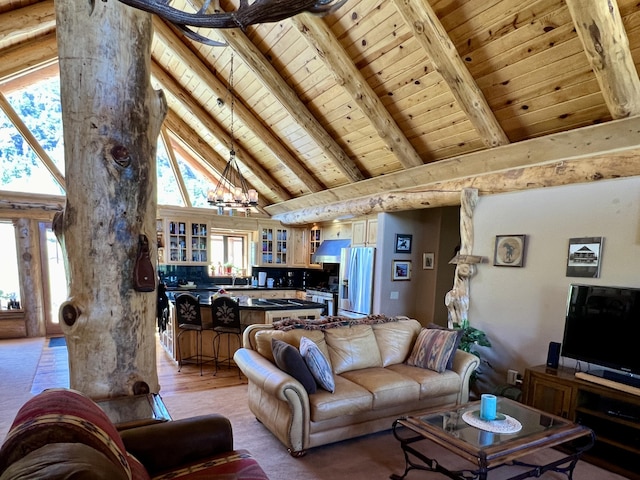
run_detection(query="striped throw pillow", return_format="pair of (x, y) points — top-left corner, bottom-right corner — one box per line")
(406, 328), (459, 373)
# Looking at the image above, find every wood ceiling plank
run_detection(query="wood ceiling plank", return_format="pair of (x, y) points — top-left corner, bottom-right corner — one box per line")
(0, 0), (54, 48)
(0, 31), (57, 84)
(393, 0), (509, 149)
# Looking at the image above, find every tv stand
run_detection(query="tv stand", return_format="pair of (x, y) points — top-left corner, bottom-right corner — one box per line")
(524, 365), (640, 480)
(575, 370), (640, 396)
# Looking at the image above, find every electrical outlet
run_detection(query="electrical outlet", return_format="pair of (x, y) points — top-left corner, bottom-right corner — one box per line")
(507, 369), (519, 385)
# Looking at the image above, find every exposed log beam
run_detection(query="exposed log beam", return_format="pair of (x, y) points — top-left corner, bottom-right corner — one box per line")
(0, 0), (56, 48)
(0, 32), (57, 85)
(290, 13), (424, 168)
(152, 19), (324, 194)
(566, 0), (640, 119)
(0, 91), (66, 191)
(392, 0), (509, 148)
(267, 115), (640, 222)
(160, 127), (192, 207)
(150, 60), (291, 203)
(215, 27), (366, 183)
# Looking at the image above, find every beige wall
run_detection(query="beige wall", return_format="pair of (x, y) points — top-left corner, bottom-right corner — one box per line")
(469, 176), (640, 390)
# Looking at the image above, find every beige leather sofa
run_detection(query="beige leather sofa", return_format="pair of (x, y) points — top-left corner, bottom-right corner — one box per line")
(233, 318), (479, 456)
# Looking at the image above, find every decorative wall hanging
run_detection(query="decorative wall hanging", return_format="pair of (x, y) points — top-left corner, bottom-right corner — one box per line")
(566, 237), (603, 278)
(423, 253), (435, 270)
(394, 234), (412, 253)
(392, 260), (412, 281)
(493, 234), (526, 267)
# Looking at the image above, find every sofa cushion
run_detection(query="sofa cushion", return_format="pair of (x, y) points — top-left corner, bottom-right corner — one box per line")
(299, 336), (335, 393)
(324, 324), (382, 374)
(373, 319), (421, 366)
(308, 376), (374, 422)
(387, 363), (461, 399)
(271, 338), (317, 394)
(255, 329), (330, 366)
(0, 443), (131, 480)
(406, 327), (459, 373)
(341, 367), (420, 410)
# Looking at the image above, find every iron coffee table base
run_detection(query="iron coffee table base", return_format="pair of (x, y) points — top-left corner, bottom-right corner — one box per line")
(390, 419), (595, 480)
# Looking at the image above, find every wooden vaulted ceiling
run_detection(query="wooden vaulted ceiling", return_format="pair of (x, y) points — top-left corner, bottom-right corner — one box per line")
(2, 0), (640, 224)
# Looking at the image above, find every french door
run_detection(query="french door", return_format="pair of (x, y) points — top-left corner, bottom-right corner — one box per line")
(39, 222), (66, 336)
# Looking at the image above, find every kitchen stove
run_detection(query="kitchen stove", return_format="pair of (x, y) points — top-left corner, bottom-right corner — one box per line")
(305, 288), (338, 316)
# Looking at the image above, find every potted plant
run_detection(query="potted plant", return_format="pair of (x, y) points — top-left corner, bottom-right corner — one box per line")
(454, 318), (492, 394)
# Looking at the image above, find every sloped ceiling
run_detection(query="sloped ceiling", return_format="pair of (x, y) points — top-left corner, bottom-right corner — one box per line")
(2, 0), (640, 224)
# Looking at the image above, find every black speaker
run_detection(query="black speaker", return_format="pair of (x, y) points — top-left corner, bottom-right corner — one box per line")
(546, 341), (561, 369)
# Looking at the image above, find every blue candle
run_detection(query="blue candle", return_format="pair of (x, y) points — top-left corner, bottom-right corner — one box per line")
(480, 394), (497, 421)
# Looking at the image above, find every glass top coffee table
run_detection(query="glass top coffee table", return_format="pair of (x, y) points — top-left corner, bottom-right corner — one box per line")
(390, 397), (594, 480)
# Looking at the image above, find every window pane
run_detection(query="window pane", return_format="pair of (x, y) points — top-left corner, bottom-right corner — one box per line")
(0, 222), (22, 309)
(45, 228), (67, 324)
(228, 237), (245, 274)
(176, 153), (210, 208)
(211, 234), (225, 274)
(156, 139), (185, 207)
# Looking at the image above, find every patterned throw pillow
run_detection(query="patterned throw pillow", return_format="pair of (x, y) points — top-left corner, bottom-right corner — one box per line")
(406, 328), (459, 373)
(299, 337), (335, 393)
(271, 339), (317, 394)
(426, 323), (463, 370)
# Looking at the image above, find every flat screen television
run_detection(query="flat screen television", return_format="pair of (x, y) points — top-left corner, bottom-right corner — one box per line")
(561, 283), (640, 387)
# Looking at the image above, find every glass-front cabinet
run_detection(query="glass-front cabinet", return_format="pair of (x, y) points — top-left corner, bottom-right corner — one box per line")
(309, 226), (322, 265)
(259, 225), (288, 265)
(162, 219), (209, 265)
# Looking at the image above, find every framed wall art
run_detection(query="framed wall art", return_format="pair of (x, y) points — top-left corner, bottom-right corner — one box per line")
(566, 237), (603, 278)
(392, 260), (411, 281)
(493, 234), (526, 267)
(422, 252), (435, 270)
(394, 234), (412, 253)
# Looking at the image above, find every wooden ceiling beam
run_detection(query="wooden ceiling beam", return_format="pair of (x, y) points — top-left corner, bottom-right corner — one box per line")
(565, 0), (640, 119)
(215, 28), (366, 183)
(267, 115), (640, 222)
(152, 19), (324, 194)
(392, 0), (509, 148)
(0, 32), (58, 85)
(289, 13), (424, 169)
(0, 0), (56, 49)
(150, 60), (291, 203)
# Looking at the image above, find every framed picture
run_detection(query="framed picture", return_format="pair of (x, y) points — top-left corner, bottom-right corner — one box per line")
(395, 234), (412, 253)
(392, 260), (411, 281)
(422, 252), (435, 270)
(566, 237), (603, 278)
(493, 234), (526, 267)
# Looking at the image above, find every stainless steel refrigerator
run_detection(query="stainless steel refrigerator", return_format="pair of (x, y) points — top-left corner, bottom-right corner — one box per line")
(338, 247), (375, 317)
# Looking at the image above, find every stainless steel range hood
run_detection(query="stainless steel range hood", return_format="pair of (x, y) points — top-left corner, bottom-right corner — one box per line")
(312, 239), (351, 264)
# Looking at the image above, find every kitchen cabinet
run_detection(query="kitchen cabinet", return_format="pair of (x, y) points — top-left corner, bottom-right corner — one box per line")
(160, 218), (209, 265)
(290, 228), (308, 267)
(351, 218), (377, 246)
(309, 226), (322, 266)
(258, 225), (289, 265)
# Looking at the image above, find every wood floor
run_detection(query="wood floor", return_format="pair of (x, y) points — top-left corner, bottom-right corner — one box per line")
(32, 335), (247, 395)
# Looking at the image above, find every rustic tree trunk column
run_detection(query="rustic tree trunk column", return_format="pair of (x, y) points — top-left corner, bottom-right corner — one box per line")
(54, 0), (166, 398)
(445, 188), (479, 329)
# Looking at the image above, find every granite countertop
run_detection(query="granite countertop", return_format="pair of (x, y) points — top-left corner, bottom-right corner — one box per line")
(168, 291), (324, 311)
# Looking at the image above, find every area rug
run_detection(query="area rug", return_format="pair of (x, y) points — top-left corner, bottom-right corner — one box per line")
(160, 386), (630, 480)
(48, 337), (66, 348)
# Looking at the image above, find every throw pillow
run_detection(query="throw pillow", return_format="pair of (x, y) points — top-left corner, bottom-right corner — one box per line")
(271, 338), (317, 394)
(427, 323), (464, 370)
(406, 328), (459, 373)
(299, 337), (335, 393)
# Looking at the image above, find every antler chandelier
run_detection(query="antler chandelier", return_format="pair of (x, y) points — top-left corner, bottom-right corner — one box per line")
(117, 0), (349, 45)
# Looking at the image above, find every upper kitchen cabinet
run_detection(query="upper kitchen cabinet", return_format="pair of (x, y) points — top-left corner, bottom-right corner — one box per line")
(160, 218), (209, 265)
(309, 226), (322, 266)
(351, 217), (377, 247)
(290, 227), (308, 267)
(258, 225), (288, 265)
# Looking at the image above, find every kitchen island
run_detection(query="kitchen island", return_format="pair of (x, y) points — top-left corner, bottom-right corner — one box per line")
(160, 292), (324, 365)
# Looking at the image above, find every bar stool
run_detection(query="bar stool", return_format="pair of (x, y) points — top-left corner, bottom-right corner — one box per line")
(175, 293), (214, 375)
(211, 296), (242, 377)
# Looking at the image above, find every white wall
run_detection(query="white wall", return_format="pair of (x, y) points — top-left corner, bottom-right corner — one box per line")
(469, 176), (640, 389)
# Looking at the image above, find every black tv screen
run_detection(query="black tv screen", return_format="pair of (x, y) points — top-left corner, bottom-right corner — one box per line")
(562, 284), (640, 378)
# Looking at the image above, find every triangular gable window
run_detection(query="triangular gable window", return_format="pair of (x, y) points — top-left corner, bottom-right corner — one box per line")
(156, 138), (185, 207)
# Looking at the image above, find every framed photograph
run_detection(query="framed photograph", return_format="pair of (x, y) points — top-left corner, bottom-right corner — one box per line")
(566, 237), (603, 278)
(392, 260), (412, 281)
(422, 252), (435, 270)
(395, 234), (412, 253)
(493, 234), (526, 267)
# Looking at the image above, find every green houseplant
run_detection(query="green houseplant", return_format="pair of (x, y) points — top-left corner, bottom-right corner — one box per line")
(454, 318), (492, 385)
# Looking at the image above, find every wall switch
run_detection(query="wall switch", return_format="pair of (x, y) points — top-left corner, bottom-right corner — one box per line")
(507, 369), (519, 385)
(390, 291), (399, 300)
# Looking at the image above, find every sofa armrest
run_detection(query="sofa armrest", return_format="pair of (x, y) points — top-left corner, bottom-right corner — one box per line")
(451, 350), (480, 404)
(120, 414), (232, 476)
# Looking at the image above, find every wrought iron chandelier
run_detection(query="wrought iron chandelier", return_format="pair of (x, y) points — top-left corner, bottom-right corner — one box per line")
(207, 53), (258, 215)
